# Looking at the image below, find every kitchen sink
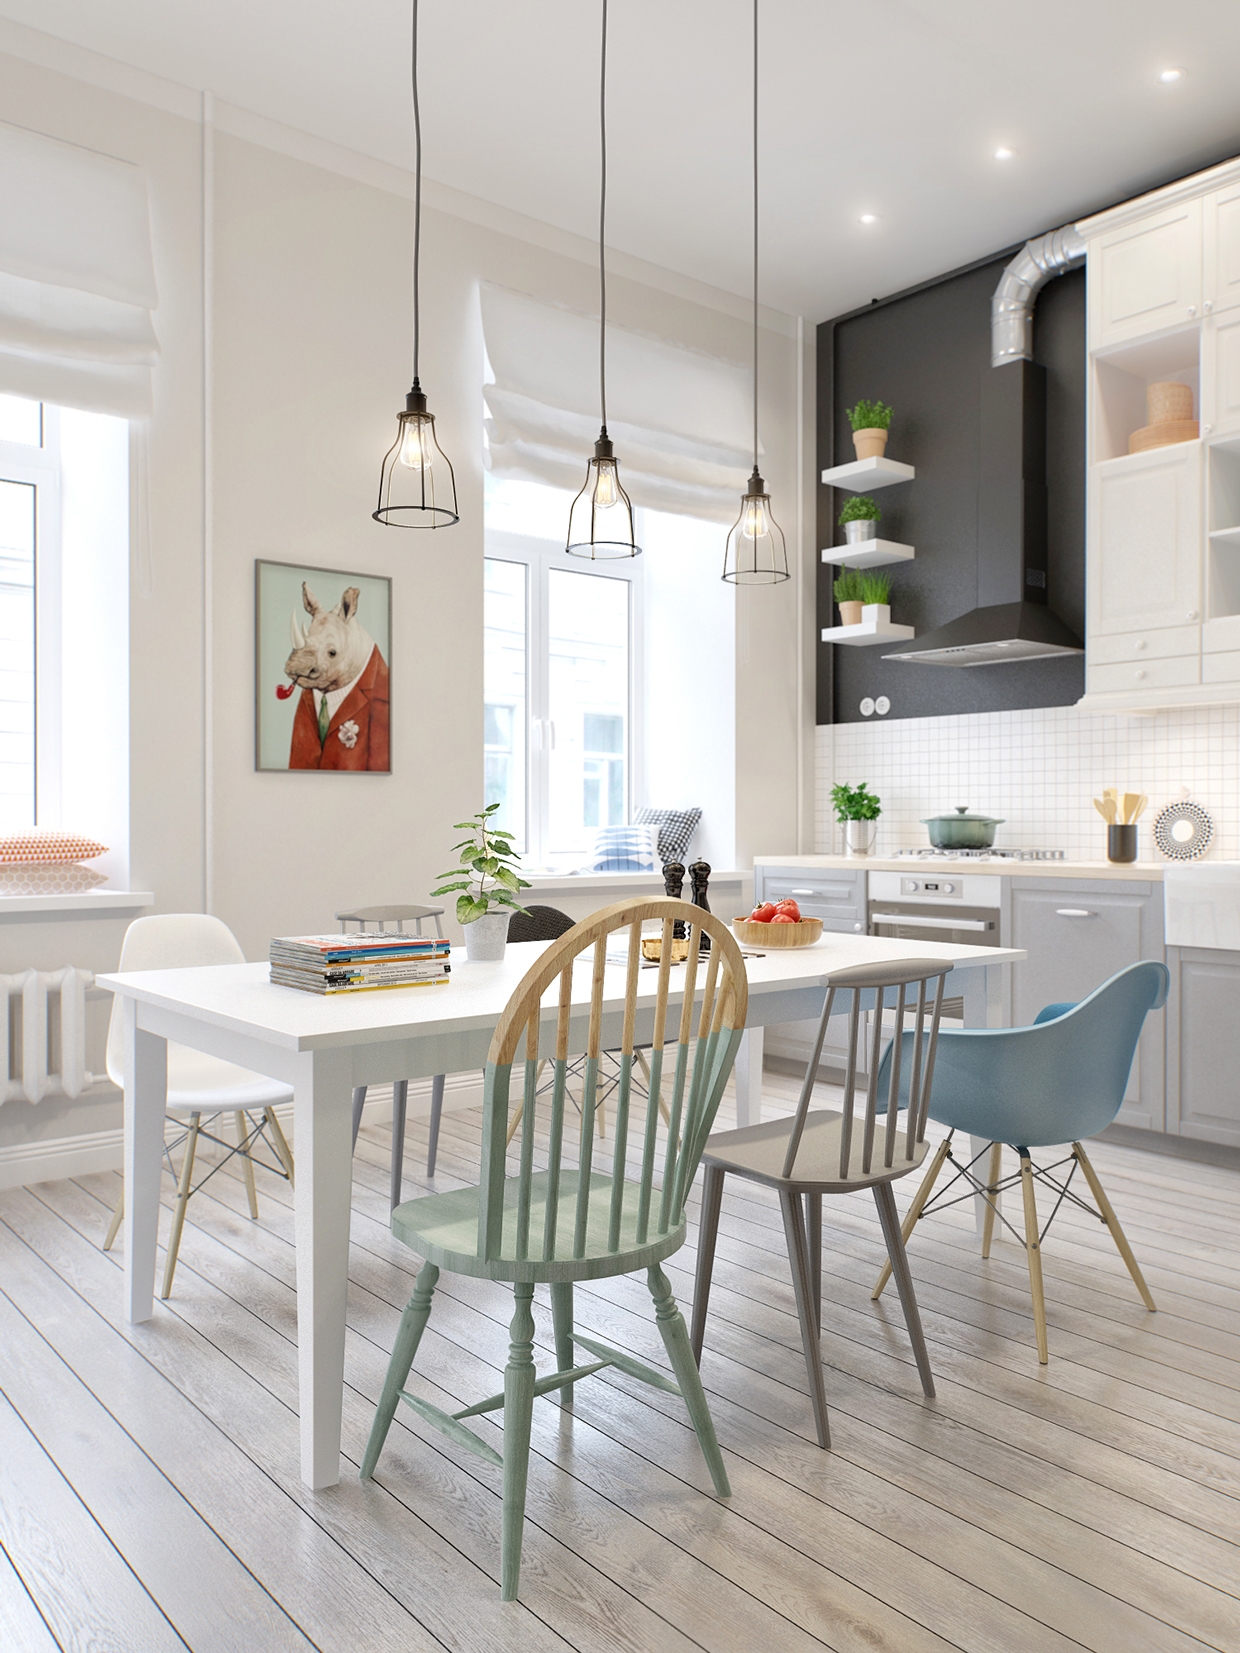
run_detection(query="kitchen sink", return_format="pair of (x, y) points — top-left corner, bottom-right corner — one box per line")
(1163, 862), (1240, 951)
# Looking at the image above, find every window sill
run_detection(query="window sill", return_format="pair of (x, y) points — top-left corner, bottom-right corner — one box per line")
(0, 890), (155, 917)
(522, 871), (744, 896)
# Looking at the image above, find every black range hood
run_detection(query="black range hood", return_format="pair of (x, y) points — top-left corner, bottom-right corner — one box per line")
(881, 357), (1084, 668)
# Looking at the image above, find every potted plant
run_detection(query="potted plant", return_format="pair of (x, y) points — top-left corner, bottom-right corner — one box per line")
(833, 565), (865, 626)
(838, 494), (881, 545)
(859, 569), (892, 627)
(830, 781), (882, 857)
(431, 803), (530, 961)
(847, 398), (893, 462)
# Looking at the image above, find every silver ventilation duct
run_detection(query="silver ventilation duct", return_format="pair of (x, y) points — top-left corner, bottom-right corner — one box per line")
(991, 223), (1087, 367)
(881, 223), (1087, 668)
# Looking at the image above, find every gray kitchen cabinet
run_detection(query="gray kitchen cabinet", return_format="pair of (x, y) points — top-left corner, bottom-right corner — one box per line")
(1166, 947), (1240, 1148)
(754, 865), (865, 1069)
(1008, 878), (1165, 1131)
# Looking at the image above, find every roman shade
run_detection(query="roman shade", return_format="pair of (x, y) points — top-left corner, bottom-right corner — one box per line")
(0, 122), (160, 418)
(481, 283), (752, 524)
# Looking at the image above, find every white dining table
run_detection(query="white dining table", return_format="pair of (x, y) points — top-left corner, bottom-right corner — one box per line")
(100, 930), (1024, 1490)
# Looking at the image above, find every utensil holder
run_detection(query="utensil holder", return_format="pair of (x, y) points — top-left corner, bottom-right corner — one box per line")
(1107, 824), (1137, 864)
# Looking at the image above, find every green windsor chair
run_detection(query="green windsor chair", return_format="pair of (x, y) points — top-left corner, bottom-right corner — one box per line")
(361, 897), (748, 1600)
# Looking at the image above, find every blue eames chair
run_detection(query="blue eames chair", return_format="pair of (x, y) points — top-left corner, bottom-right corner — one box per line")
(870, 961), (1169, 1363)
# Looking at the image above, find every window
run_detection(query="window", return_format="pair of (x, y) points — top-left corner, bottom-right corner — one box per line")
(483, 476), (640, 869)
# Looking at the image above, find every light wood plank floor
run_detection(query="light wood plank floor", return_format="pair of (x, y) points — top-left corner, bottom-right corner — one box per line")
(0, 1072), (1237, 1653)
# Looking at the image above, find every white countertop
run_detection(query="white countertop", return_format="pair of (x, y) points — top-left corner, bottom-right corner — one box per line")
(754, 854), (1167, 882)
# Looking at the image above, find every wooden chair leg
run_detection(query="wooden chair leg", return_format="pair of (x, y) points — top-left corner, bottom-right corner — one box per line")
(361, 1262), (439, 1479)
(872, 1181), (935, 1398)
(779, 1188), (831, 1449)
(648, 1263), (730, 1496)
(351, 1086), (367, 1149)
(806, 1192), (823, 1333)
(390, 1080), (409, 1208)
(161, 1113), (201, 1300)
(237, 1111), (259, 1219)
(872, 1133), (952, 1300)
(102, 1187), (125, 1252)
(264, 1107), (295, 1188)
(981, 1141), (1003, 1259)
(690, 1164), (726, 1363)
(501, 1283), (537, 1601)
(1019, 1152), (1050, 1364)
(1073, 1140), (1157, 1311)
(424, 1074), (445, 1181)
(505, 1097), (525, 1149)
(550, 1281), (575, 1405)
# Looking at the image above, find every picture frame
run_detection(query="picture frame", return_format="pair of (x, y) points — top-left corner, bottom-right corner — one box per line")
(255, 558), (392, 774)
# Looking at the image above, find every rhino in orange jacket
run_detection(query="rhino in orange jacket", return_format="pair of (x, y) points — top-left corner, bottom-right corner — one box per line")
(283, 582), (389, 771)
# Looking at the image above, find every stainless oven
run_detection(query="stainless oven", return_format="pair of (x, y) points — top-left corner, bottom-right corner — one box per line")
(868, 873), (1003, 1014)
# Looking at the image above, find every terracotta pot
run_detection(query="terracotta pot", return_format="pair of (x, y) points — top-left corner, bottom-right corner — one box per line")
(839, 600), (864, 626)
(853, 428), (888, 461)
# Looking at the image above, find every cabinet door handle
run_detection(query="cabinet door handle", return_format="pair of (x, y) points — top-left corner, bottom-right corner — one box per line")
(1055, 908), (1096, 918)
(1135, 668), (1146, 679)
(1204, 300), (1214, 314)
(790, 888), (817, 896)
(854, 922), (863, 932)
(1188, 305), (1197, 317)
(1186, 610), (1199, 621)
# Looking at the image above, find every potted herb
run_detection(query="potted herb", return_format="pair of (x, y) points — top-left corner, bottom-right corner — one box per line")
(847, 398), (893, 462)
(431, 803), (530, 961)
(830, 781), (882, 858)
(838, 494), (881, 545)
(859, 569), (892, 627)
(833, 565), (865, 626)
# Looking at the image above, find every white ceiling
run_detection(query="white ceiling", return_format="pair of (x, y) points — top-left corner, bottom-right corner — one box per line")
(7, 0), (1240, 320)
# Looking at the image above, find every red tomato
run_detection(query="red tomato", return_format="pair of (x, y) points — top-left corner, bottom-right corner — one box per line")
(750, 902), (777, 922)
(774, 899), (801, 920)
(770, 912), (797, 924)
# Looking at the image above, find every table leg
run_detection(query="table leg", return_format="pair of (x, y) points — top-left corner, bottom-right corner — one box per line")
(734, 1026), (764, 1129)
(124, 1001), (166, 1324)
(293, 1048), (355, 1489)
(962, 962), (1003, 1237)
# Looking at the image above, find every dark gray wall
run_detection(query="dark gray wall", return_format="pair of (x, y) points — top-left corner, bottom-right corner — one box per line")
(816, 254), (1086, 724)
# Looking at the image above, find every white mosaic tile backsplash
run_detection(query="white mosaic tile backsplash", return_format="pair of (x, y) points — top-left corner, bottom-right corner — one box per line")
(816, 704), (1240, 864)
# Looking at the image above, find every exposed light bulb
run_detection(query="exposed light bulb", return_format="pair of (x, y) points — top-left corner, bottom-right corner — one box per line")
(1159, 67), (1182, 82)
(994, 147), (1014, 160)
(592, 458), (619, 508)
(741, 493), (769, 540)
(859, 213), (877, 225)
(398, 415), (434, 470)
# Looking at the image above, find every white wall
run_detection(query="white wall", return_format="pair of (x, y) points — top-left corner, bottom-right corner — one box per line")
(0, 22), (806, 1170)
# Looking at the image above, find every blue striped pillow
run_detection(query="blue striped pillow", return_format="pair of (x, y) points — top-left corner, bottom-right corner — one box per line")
(587, 825), (660, 873)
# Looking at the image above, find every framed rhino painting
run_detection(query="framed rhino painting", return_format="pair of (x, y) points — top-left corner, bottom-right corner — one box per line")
(255, 559), (392, 773)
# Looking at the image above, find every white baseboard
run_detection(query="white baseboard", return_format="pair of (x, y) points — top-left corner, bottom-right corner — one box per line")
(0, 1071), (485, 1191)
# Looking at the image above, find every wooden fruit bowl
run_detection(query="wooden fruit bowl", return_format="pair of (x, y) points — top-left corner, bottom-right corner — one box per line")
(731, 916), (824, 949)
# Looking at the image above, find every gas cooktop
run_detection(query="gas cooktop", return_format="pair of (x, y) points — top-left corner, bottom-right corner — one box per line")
(891, 847), (1066, 861)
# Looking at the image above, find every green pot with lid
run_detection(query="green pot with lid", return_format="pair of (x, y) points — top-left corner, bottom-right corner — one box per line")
(920, 805), (1005, 850)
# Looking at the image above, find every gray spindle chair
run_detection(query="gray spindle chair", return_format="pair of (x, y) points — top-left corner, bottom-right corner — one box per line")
(361, 898), (748, 1601)
(690, 957), (951, 1449)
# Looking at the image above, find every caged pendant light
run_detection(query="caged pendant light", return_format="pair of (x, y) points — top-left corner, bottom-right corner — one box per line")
(566, 0), (640, 560)
(374, 0), (459, 528)
(723, 0), (788, 585)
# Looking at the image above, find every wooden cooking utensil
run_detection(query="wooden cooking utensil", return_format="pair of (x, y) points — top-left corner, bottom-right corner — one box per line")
(1093, 798), (1111, 822)
(1122, 791), (1141, 824)
(1133, 794), (1148, 821)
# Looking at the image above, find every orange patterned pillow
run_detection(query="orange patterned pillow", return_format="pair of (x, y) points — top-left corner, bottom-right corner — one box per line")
(0, 830), (108, 864)
(0, 862), (108, 895)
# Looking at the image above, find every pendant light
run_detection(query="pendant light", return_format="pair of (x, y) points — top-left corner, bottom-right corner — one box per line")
(374, 0), (459, 528)
(566, 0), (640, 559)
(723, 0), (788, 584)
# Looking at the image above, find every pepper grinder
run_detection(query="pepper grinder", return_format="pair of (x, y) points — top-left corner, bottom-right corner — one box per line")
(663, 861), (686, 938)
(688, 859), (711, 951)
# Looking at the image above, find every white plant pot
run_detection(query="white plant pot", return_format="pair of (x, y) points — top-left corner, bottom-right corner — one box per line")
(463, 910), (509, 961)
(843, 820), (878, 857)
(861, 603), (891, 626)
(843, 519), (878, 544)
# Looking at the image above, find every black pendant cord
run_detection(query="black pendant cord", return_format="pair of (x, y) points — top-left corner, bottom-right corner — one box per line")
(411, 0), (422, 386)
(751, 0), (759, 475)
(599, 0), (609, 436)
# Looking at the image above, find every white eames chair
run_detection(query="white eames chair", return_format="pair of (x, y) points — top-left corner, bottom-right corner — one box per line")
(102, 914), (295, 1297)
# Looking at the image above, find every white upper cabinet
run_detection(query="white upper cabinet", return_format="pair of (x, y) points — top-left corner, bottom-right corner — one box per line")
(1088, 444), (1202, 639)
(1090, 199), (1202, 350)
(1204, 182), (1240, 315)
(1204, 309), (1240, 436)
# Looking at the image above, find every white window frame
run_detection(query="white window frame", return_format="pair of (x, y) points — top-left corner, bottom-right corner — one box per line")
(0, 404), (62, 827)
(484, 525), (644, 869)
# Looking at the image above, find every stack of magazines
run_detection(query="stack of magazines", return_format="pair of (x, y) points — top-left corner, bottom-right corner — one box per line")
(270, 933), (451, 995)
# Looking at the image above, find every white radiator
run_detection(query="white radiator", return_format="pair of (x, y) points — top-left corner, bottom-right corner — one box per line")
(1, 967), (96, 1104)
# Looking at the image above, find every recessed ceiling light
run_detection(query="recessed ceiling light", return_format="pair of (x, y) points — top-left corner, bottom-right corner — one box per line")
(994, 147), (1014, 161)
(1159, 68), (1183, 83)
(859, 213), (877, 225)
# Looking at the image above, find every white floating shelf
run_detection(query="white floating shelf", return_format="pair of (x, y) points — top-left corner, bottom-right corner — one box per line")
(820, 456), (915, 491)
(1208, 526), (1240, 543)
(821, 539), (915, 570)
(820, 617), (916, 647)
